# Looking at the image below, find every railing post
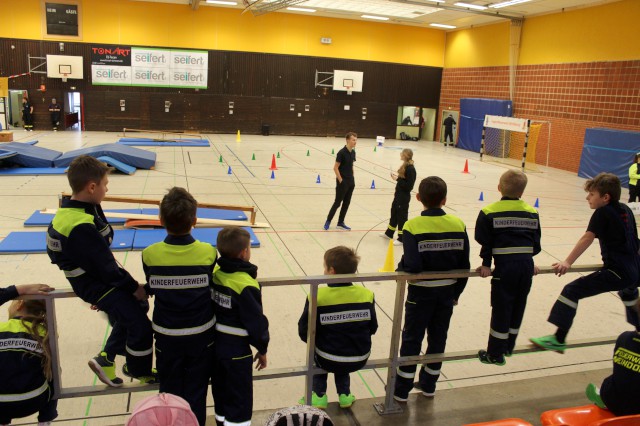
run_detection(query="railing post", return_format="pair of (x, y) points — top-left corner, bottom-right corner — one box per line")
(45, 295), (63, 400)
(374, 279), (406, 415)
(304, 282), (319, 405)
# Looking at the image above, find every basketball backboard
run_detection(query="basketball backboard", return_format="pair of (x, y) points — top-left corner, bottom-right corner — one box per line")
(333, 70), (363, 92)
(46, 55), (84, 80)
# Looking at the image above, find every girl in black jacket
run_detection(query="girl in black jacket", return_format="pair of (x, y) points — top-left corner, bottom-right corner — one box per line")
(381, 148), (417, 245)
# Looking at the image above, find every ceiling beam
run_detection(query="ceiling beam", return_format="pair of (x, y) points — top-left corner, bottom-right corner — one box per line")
(192, 0), (201, 10)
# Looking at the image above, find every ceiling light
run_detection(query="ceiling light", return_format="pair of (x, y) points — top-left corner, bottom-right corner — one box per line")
(427, 0), (446, 3)
(361, 15), (390, 21)
(430, 23), (456, 29)
(489, 0), (531, 7)
(287, 7), (316, 12)
(454, 2), (488, 10)
(205, 0), (237, 5)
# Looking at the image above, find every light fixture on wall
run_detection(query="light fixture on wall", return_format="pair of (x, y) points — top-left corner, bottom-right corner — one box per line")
(489, 0), (532, 8)
(287, 7), (316, 12)
(361, 15), (389, 21)
(205, 0), (237, 5)
(454, 2), (488, 10)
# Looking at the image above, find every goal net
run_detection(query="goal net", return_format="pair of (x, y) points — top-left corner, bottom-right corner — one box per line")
(481, 116), (550, 172)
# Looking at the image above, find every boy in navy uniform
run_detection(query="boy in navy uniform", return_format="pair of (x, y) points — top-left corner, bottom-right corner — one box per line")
(531, 173), (640, 352)
(46, 155), (154, 387)
(586, 326), (640, 416)
(142, 187), (217, 425)
(475, 170), (541, 365)
(212, 226), (269, 426)
(393, 176), (470, 401)
(297, 246), (378, 409)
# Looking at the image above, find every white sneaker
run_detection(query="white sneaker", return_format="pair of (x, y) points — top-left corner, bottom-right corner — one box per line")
(379, 233), (392, 240)
(393, 240), (402, 246)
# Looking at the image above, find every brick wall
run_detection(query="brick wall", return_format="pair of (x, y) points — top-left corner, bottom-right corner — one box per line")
(438, 60), (640, 172)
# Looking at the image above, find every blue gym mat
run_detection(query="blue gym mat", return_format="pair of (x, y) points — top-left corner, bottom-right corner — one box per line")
(0, 143), (62, 168)
(132, 228), (260, 250)
(53, 144), (156, 169)
(23, 210), (142, 227)
(0, 150), (18, 160)
(0, 230), (136, 254)
(0, 167), (67, 175)
(97, 156), (137, 175)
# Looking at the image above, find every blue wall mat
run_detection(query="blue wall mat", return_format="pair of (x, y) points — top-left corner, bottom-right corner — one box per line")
(0, 142), (61, 167)
(578, 128), (640, 188)
(53, 143), (156, 169)
(458, 98), (513, 153)
(139, 208), (248, 221)
(0, 230), (136, 253)
(0, 168), (67, 175)
(24, 209), (141, 227)
(97, 156), (137, 175)
(132, 227), (260, 250)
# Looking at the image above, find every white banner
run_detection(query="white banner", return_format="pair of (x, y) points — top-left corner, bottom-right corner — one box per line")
(92, 46), (208, 88)
(484, 115), (528, 133)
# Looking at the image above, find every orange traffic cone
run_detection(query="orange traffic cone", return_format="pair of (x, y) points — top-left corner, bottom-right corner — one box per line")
(269, 154), (278, 170)
(462, 159), (469, 174)
(379, 239), (395, 272)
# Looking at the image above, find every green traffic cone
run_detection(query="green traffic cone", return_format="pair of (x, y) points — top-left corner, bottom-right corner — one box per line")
(251, 153), (255, 160)
(306, 150), (310, 156)
(331, 148), (335, 154)
(219, 155), (223, 163)
(374, 146), (377, 152)
(277, 152), (280, 159)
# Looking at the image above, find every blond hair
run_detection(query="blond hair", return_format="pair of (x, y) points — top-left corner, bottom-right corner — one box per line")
(397, 149), (414, 179)
(499, 170), (528, 198)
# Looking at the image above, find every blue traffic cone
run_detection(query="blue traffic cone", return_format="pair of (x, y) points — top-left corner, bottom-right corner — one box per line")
(227, 166), (232, 175)
(534, 198), (539, 208)
(370, 180), (376, 189)
(270, 170), (275, 179)
(316, 175), (321, 184)
(479, 191), (484, 201)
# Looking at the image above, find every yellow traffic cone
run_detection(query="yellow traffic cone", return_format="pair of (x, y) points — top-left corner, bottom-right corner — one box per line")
(379, 239), (395, 272)
(236, 130), (241, 142)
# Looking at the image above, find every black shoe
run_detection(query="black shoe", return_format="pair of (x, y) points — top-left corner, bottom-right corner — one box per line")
(478, 350), (506, 366)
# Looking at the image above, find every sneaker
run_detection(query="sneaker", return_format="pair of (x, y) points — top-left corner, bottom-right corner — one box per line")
(336, 222), (351, 231)
(122, 364), (158, 384)
(586, 383), (607, 409)
(88, 352), (123, 387)
(323, 221), (330, 231)
(414, 382), (436, 397)
(379, 233), (392, 240)
(339, 393), (356, 408)
(530, 335), (566, 354)
(478, 350), (506, 366)
(298, 392), (328, 409)
(393, 240), (402, 246)
(393, 394), (408, 402)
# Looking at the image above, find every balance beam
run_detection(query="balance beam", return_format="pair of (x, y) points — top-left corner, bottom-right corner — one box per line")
(121, 128), (204, 140)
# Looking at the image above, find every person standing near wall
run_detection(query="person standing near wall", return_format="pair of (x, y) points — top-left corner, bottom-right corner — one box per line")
(22, 98), (34, 131)
(628, 153), (640, 203)
(324, 132), (357, 231)
(48, 98), (61, 131)
(443, 114), (456, 145)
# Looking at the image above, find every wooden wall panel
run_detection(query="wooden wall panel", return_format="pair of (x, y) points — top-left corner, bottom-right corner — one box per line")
(1, 38), (442, 137)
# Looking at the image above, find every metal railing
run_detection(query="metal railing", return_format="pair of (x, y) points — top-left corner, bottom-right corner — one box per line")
(23, 264), (614, 416)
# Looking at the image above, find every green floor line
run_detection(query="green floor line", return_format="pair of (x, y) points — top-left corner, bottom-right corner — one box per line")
(357, 370), (376, 398)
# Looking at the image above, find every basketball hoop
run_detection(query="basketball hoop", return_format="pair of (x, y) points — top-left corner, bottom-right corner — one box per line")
(346, 86), (352, 96)
(61, 74), (69, 83)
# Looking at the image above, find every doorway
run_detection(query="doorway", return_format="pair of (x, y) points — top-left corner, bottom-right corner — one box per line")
(64, 91), (82, 130)
(8, 90), (27, 129)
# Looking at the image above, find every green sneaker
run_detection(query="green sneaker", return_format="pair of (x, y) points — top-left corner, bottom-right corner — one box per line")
(298, 392), (328, 409)
(586, 383), (607, 409)
(530, 335), (566, 354)
(122, 364), (158, 384)
(88, 352), (123, 387)
(339, 393), (356, 408)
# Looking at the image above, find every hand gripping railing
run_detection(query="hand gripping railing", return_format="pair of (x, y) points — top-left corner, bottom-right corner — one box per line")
(21, 264), (613, 415)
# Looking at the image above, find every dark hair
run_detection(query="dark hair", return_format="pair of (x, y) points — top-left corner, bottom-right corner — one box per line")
(345, 132), (358, 141)
(217, 226), (251, 258)
(584, 172), (621, 202)
(160, 187), (197, 235)
(67, 155), (110, 194)
(324, 246), (360, 274)
(418, 176), (447, 208)
(634, 153), (640, 163)
(17, 300), (52, 381)
(499, 169), (528, 198)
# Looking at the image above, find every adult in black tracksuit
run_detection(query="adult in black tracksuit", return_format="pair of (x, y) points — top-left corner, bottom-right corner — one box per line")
(0, 299), (57, 425)
(443, 114), (456, 144)
(48, 98), (61, 131)
(394, 177), (470, 401)
(22, 98), (34, 131)
(47, 156), (153, 386)
(212, 227), (269, 426)
(383, 148), (416, 244)
(142, 187), (217, 426)
(587, 329), (640, 416)
(324, 132), (357, 231)
(475, 170), (541, 365)
(298, 246), (378, 408)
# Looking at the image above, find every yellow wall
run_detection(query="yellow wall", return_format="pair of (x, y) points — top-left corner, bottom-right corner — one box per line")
(519, 0), (640, 64)
(444, 22), (510, 68)
(0, 0), (445, 67)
